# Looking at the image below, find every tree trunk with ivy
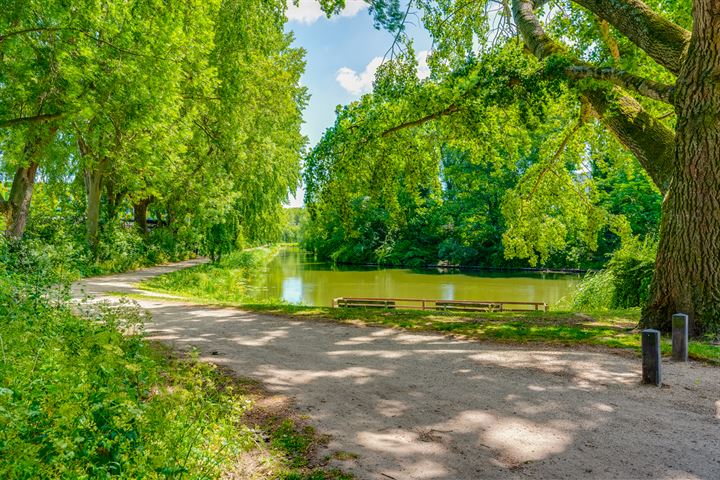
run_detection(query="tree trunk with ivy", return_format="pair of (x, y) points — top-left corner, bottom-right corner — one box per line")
(84, 165), (106, 255)
(2, 162), (39, 239)
(0, 126), (57, 239)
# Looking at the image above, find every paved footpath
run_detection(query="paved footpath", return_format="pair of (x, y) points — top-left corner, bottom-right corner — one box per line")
(74, 260), (720, 480)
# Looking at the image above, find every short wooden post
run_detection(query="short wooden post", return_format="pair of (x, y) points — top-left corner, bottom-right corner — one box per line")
(641, 329), (662, 386)
(672, 313), (689, 362)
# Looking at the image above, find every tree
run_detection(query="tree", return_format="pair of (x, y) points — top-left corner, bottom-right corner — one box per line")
(312, 0), (715, 335)
(0, 0), (71, 238)
(0, 0), (306, 261)
(506, 0), (711, 333)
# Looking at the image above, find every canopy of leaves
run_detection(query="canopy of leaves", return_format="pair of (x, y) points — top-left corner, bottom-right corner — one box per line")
(302, 41), (661, 268)
(1, 0), (306, 259)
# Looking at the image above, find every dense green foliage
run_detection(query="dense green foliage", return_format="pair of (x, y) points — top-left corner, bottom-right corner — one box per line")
(0, 4), (353, 474)
(302, 46), (661, 270)
(0, 242), (348, 479)
(572, 237), (656, 310)
(1, 0), (305, 264)
(1, 305), (249, 477)
(306, 0), (720, 335)
(0, 242), (245, 477)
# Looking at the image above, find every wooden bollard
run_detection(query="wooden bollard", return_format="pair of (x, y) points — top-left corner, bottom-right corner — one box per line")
(672, 313), (689, 362)
(641, 329), (662, 386)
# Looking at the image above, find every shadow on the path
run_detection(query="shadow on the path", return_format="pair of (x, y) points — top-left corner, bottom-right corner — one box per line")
(133, 301), (720, 480)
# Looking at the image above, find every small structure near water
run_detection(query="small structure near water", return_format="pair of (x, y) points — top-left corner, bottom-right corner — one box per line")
(332, 296), (548, 312)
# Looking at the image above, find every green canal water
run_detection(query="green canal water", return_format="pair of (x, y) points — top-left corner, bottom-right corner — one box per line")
(246, 248), (581, 308)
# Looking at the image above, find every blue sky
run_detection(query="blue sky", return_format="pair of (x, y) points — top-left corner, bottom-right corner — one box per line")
(284, 1), (431, 206)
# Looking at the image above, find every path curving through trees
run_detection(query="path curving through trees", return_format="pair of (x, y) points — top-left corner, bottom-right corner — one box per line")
(74, 261), (720, 480)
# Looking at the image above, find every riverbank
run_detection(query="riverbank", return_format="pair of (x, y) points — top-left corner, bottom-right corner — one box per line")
(132, 249), (718, 364)
(148, 299), (720, 365)
(140, 245), (283, 304)
(333, 260), (591, 275)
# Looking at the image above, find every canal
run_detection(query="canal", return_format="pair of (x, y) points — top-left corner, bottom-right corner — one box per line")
(246, 247), (581, 308)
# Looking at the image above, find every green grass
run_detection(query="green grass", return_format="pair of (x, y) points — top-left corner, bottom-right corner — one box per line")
(140, 245), (282, 304)
(240, 304), (719, 364)
(0, 271), (349, 479)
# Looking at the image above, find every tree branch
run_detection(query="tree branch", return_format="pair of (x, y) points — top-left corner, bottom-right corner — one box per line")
(571, 0), (690, 75)
(0, 27), (63, 43)
(527, 118), (585, 200)
(511, 0), (563, 59)
(511, 0), (675, 192)
(582, 86), (675, 192)
(0, 113), (64, 129)
(381, 104), (459, 137)
(566, 66), (675, 104)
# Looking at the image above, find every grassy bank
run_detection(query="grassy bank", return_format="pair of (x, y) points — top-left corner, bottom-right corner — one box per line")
(223, 304), (720, 365)
(0, 272), (348, 479)
(140, 245), (282, 304)
(133, 248), (718, 364)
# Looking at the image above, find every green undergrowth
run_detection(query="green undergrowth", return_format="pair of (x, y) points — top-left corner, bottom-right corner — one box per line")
(0, 273), (348, 479)
(15, 228), (200, 283)
(140, 245), (282, 304)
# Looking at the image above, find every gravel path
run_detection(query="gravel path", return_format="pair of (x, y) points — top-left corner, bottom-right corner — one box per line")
(74, 260), (720, 480)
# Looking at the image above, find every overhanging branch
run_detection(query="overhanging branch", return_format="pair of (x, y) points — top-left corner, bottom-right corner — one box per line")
(566, 66), (675, 104)
(381, 104), (459, 137)
(0, 27), (64, 43)
(572, 0), (690, 75)
(0, 113), (64, 129)
(512, 0), (675, 193)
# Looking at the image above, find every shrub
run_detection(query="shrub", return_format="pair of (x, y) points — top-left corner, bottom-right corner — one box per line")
(0, 241), (254, 478)
(571, 237), (656, 310)
(571, 269), (616, 310)
(607, 238), (656, 308)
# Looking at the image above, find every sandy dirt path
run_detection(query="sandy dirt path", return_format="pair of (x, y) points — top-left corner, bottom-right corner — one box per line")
(74, 260), (720, 480)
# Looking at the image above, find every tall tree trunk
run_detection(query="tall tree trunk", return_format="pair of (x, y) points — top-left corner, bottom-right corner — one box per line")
(1, 126), (58, 239)
(84, 167), (104, 254)
(4, 162), (39, 239)
(643, 0), (720, 336)
(133, 197), (151, 235)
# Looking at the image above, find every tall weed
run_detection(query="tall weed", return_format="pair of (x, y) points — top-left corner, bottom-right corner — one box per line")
(571, 237), (656, 310)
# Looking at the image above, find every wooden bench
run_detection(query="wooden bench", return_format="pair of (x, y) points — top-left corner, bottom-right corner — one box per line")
(435, 300), (503, 312)
(332, 297), (548, 312)
(334, 298), (396, 309)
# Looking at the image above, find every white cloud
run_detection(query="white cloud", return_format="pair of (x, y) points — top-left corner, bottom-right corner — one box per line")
(286, 0), (368, 24)
(336, 51), (432, 95)
(336, 56), (383, 95)
(416, 50), (431, 80)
